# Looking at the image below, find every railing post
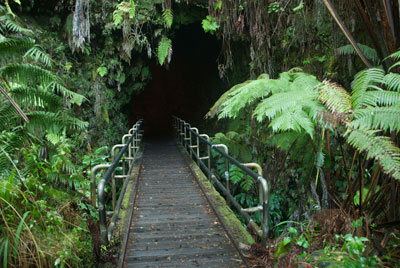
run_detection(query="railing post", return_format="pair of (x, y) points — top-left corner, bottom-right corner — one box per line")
(242, 163), (269, 247)
(213, 144), (230, 195)
(90, 164), (111, 207)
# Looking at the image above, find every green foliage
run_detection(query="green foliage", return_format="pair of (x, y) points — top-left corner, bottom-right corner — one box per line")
(201, 15), (219, 34)
(337, 43), (379, 65)
(157, 36), (172, 65)
(162, 9), (173, 28)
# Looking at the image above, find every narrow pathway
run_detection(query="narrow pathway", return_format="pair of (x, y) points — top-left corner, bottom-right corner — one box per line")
(122, 137), (244, 267)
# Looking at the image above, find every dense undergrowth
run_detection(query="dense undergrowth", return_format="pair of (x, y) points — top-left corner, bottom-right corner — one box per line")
(0, 0), (399, 267)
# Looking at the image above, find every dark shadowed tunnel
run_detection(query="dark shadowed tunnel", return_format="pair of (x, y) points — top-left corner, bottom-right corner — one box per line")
(127, 23), (222, 135)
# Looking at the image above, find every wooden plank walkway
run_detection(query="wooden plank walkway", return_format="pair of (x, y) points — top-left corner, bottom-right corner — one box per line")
(122, 137), (244, 267)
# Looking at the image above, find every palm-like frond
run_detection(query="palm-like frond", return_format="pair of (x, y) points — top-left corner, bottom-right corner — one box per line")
(383, 73), (400, 92)
(352, 107), (400, 133)
(269, 106), (315, 137)
(26, 111), (88, 133)
(337, 43), (379, 64)
(9, 85), (63, 109)
(0, 37), (35, 60)
(351, 68), (385, 109)
(218, 74), (271, 119)
(23, 45), (54, 68)
(253, 89), (322, 122)
(364, 91), (400, 106)
(206, 80), (254, 119)
(318, 80), (352, 114)
(346, 127), (400, 180)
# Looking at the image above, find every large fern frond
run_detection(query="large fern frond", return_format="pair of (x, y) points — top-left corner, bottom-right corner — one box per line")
(157, 36), (172, 65)
(337, 43), (379, 64)
(253, 89), (321, 122)
(352, 107), (400, 133)
(162, 9), (173, 28)
(9, 85), (63, 109)
(318, 80), (352, 114)
(26, 111), (88, 132)
(269, 106), (315, 137)
(346, 127), (400, 180)
(364, 91), (400, 106)
(23, 45), (54, 68)
(351, 68), (385, 109)
(0, 37), (35, 60)
(218, 74), (271, 119)
(383, 73), (400, 92)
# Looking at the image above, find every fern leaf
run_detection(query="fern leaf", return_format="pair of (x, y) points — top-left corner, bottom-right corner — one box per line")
(346, 127), (400, 180)
(9, 85), (63, 109)
(364, 91), (400, 106)
(157, 36), (172, 65)
(351, 68), (385, 109)
(337, 43), (379, 64)
(26, 111), (88, 132)
(352, 107), (400, 133)
(206, 80), (253, 118)
(0, 37), (35, 60)
(162, 9), (173, 28)
(23, 45), (54, 68)
(383, 73), (400, 92)
(318, 80), (352, 114)
(218, 75), (271, 119)
(269, 106), (315, 137)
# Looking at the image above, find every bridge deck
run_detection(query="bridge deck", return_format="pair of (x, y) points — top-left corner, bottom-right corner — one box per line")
(122, 138), (244, 267)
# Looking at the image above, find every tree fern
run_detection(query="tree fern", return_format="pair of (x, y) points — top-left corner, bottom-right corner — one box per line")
(23, 45), (54, 68)
(363, 90), (400, 106)
(269, 106), (315, 137)
(9, 86), (63, 109)
(351, 68), (385, 109)
(162, 9), (173, 28)
(383, 73), (400, 92)
(157, 36), (171, 65)
(346, 127), (400, 180)
(337, 43), (379, 64)
(318, 80), (352, 114)
(218, 74), (271, 119)
(0, 37), (35, 60)
(352, 107), (400, 133)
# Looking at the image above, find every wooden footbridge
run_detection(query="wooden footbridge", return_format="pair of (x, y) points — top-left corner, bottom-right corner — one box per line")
(91, 117), (270, 267)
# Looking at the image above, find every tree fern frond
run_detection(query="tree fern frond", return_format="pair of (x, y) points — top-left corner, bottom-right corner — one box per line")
(351, 68), (385, 109)
(352, 107), (400, 133)
(206, 80), (252, 118)
(383, 73), (400, 92)
(318, 80), (352, 114)
(218, 75), (271, 119)
(386, 49), (400, 61)
(364, 91), (400, 106)
(26, 111), (88, 132)
(0, 63), (55, 85)
(269, 106), (315, 137)
(0, 15), (32, 34)
(347, 127), (400, 180)
(23, 45), (54, 68)
(0, 37), (35, 59)
(291, 72), (320, 92)
(46, 81), (86, 105)
(9, 85), (63, 109)
(253, 89), (319, 122)
(157, 36), (172, 65)
(162, 9), (173, 28)
(389, 61), (400, 72)
(337, 43), (379, 64)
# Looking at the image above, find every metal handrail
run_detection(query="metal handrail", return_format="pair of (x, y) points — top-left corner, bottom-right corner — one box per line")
(92, 119), (143, 245)
(172, 116), (270, 247)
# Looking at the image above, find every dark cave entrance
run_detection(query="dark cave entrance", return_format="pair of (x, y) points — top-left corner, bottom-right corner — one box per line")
(127, 23), (222, 136)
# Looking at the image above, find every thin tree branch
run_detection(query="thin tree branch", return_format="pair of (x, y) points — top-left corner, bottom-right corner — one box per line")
(322, 0), (372, 68)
